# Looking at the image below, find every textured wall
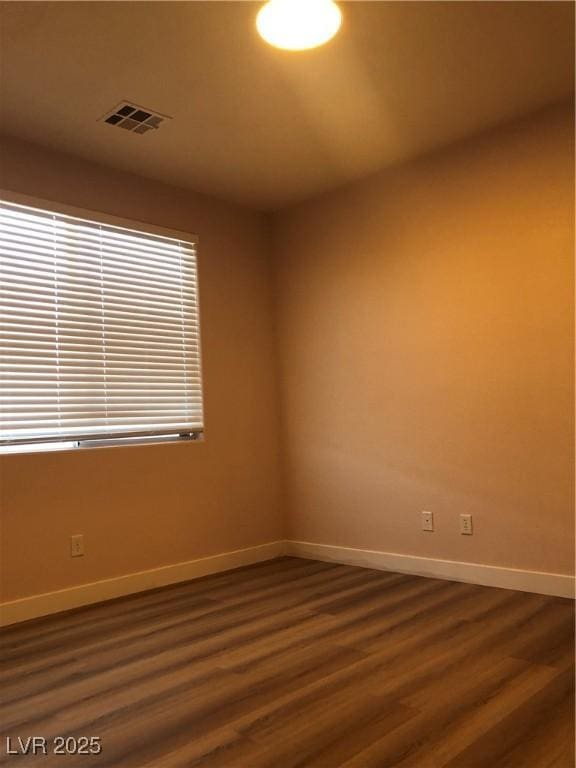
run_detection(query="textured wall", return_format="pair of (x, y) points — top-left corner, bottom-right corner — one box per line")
(273, 104), (574, 575)
(0, 137), (284, 600)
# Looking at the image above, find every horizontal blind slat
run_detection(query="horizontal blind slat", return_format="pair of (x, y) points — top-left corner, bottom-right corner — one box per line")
(1, 321), (200, 342)
(1, 251), (198, 289)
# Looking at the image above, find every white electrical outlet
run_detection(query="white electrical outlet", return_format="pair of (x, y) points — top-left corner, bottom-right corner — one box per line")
(70, 534), (84, 557)
(421, 511), (434, 532)
(460, 514), (473, 535)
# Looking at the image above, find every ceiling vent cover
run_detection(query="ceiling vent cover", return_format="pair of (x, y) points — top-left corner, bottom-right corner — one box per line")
(100, 102), (172, 134)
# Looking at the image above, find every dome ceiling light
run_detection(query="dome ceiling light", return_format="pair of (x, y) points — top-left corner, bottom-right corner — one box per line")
(256, 0), (342, 52)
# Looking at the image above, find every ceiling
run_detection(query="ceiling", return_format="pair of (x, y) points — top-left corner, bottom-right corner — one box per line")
(0, 1), (574, 211)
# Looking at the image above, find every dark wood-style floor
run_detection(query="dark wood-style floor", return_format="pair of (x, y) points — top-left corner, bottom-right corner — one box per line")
(0, 557), (574, 767)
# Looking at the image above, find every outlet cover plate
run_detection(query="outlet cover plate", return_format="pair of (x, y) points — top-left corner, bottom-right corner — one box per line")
(460, 514), (473, 535)
(70, 534), (84, 557)
(422, 511), (434, 532)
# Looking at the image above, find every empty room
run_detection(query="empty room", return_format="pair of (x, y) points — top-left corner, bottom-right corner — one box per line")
(0, 1), (574, 766)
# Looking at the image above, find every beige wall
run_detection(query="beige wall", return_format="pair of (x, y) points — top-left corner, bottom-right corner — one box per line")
(272, 103), (575, 576)
(0, 136), (284, 602)
(1, 102), (573, 606)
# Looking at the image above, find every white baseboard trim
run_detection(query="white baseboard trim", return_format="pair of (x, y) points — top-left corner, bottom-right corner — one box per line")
(3, 538), (573, 626)
(0, 541), (286, 627)
(286, 541), (575, 599)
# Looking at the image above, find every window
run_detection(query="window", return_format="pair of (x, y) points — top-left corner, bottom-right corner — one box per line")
(0, 197), (203, 452)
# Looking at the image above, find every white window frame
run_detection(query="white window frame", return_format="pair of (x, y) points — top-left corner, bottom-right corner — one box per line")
(0, 189), (204, 454)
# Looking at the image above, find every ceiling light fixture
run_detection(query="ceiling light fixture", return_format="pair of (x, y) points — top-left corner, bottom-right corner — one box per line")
(256, 0), (342, 51)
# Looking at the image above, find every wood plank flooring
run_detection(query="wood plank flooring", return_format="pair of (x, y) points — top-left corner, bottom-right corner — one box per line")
(0, 557), (574, 767)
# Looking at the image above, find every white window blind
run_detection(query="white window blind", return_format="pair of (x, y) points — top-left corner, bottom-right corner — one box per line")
(0, 199), (203, 448)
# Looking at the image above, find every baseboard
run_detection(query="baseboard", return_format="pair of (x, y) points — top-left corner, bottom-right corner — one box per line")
(0, 541), (286, 627)
(286, 541), (575, 599)
(3, 538), (573, 626)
